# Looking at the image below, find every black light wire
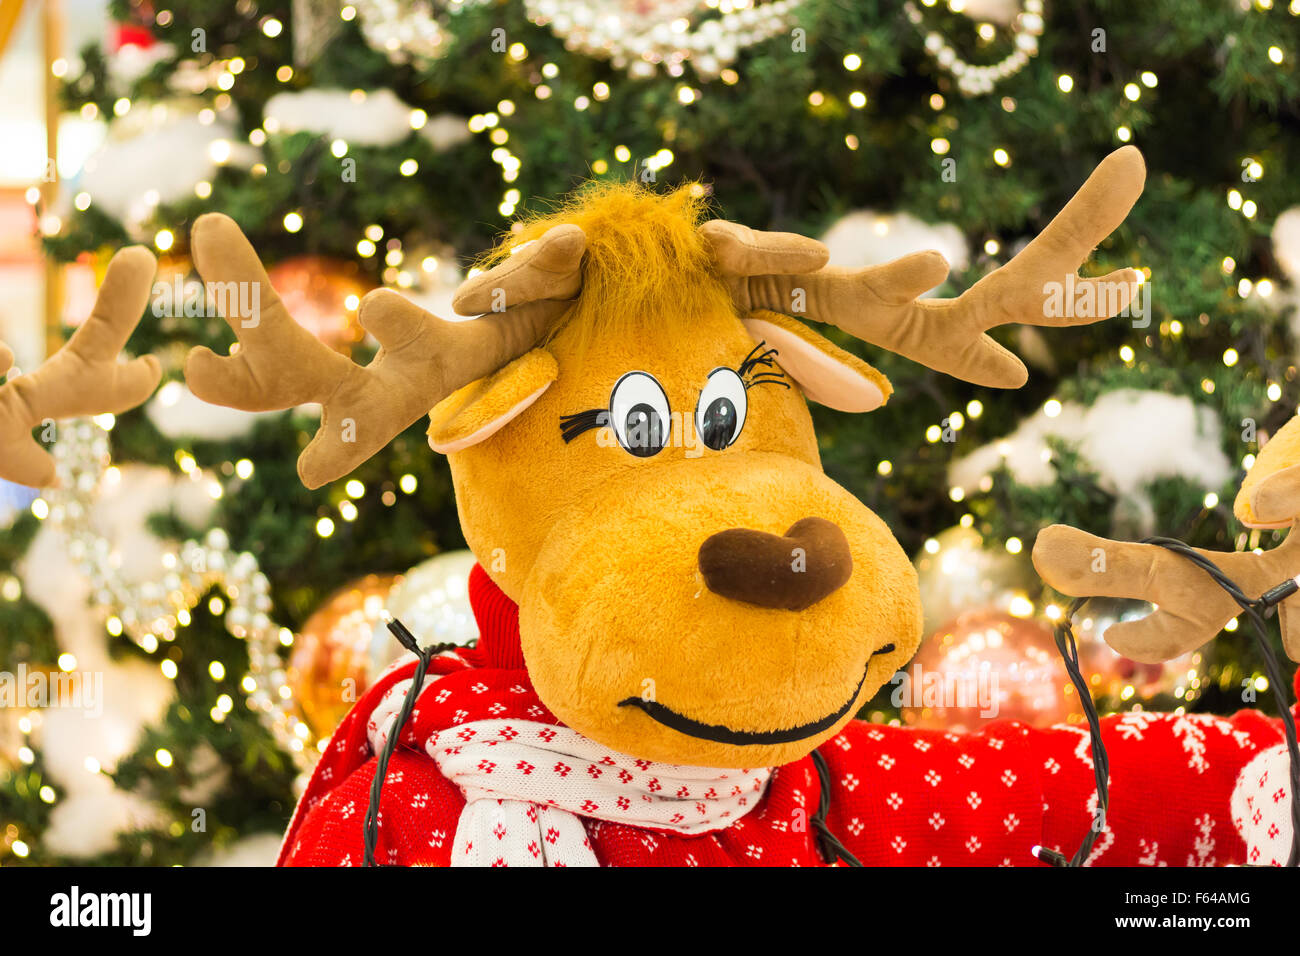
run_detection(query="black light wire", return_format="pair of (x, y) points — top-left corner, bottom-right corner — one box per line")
(363, 618), (464, 867)
(810, 749), (863, 866)
(1044, 536), (1300, 868)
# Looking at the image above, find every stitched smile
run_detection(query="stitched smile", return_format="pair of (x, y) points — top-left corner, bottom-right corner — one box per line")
(616, 643), (895, 746)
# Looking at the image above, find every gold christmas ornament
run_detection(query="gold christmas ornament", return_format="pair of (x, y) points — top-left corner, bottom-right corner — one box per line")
(288, 574), (401, 738)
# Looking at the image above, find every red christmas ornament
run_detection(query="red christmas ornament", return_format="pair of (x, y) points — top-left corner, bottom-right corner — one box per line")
(265, 257), (374, 355)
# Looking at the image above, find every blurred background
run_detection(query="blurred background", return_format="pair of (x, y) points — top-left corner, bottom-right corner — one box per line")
(1, 0), (1299, 866)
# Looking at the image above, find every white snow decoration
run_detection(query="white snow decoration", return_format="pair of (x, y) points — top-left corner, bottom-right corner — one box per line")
(146, 380), (277, 441)
(263, 88), (469, 151)
(78, 113), (257, 228)
(949, 389), (1233, 533)
(821, 211), (969, 296)
(419, 111), (474, 152)
(107, 42), (177, 86)
(196, 832), (284, 867)
(1272, 206), (1300, 282)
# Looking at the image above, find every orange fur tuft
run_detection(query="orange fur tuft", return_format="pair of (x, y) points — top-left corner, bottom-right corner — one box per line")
(475, 181), (737, 357)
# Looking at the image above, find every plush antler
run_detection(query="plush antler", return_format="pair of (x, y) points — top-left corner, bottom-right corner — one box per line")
(708, 146), (1146, 388)
(1033, 405), (1300, 665)
(1032, 524), (1300, 664)
(183, 215), (584, 489)
(452, 224), (586, 314)
(0, 247), (161, 487)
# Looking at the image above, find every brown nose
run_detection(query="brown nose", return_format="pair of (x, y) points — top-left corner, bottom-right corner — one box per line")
(698, 517), (853, 611)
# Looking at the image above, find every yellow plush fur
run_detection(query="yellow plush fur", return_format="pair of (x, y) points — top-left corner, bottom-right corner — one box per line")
(435, 183), (923, 768)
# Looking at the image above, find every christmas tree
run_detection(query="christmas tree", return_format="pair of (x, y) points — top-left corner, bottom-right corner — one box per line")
(3, 0), (1299, 865)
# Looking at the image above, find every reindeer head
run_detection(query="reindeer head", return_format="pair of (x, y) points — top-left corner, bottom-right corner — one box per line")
(185, 147), (1146, 767)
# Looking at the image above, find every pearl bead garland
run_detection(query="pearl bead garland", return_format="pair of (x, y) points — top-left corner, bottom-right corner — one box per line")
(905, 0), (1044, 97)
(351, 0), (493, 66)
(47, 419), (322, 777)
(526, 0), (803, 79)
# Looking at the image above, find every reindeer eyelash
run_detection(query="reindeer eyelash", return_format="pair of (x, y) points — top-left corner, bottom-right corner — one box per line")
(738, 341), (789, 391)
(561, 345), (786, 445)
(560, 408), (608, 443)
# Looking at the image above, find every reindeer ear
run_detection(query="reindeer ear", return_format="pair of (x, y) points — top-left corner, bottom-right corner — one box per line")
(741, 309), (891, 413)
(1236, 414), (1300, 528)
(427, 349), (558, 454)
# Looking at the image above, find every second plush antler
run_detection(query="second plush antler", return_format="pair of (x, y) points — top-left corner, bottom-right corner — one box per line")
(183, 215), (584, 488)
(0, 246), (161, 487)
(709, 146), (1147, 388)
(1032, 524), (1300, 664)
(1033, 404), (1300, 665)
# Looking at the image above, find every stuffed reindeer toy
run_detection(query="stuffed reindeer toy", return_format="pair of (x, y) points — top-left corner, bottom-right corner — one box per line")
(9, 146), (1296, 866)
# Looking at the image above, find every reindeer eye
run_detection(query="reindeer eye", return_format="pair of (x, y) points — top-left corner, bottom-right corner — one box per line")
(609, 371), (670, 458)
(696, 368), (748, 451)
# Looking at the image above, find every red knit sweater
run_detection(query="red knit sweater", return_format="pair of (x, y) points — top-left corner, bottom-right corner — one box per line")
(279, 565), (1298, 867)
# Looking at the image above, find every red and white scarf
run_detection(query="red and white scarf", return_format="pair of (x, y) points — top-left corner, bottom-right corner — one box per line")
(367, 672), (771, 867)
